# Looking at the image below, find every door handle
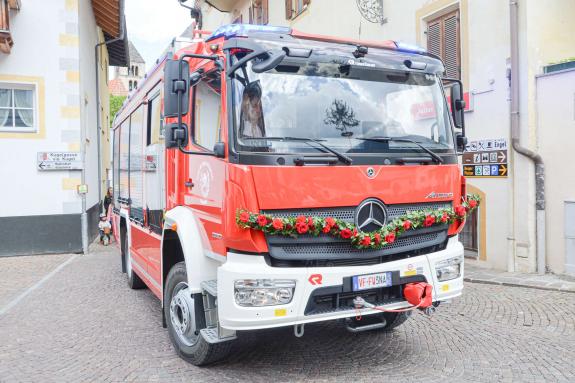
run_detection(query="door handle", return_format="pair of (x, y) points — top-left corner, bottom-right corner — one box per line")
(184, 178), (194, 188)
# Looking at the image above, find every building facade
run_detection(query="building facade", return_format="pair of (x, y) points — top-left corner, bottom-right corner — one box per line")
(0, 0), (128, 256)
(111, 41), (145, 94)
(199, 0), (575, 275)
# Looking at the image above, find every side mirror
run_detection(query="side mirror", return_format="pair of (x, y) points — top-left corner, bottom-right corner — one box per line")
(213, 142), (225, 158)
(449, 81), (465, 130)
(252, 50), (286, 73)
(456, 132), (468, 154)
(163, 59), (189, 118)
(165, 123), (188, 149)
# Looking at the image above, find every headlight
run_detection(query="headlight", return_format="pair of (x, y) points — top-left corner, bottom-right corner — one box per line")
(234, 279), (296, 307)
(435, 256), (463, 282)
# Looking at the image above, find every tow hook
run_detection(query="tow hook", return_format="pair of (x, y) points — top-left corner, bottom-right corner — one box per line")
(423, 306), (436, 316)
(294, 323), (305, 338)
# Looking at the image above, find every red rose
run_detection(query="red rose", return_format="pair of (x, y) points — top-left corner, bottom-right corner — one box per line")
(469, 199), (477, 209)
(296, 223), (309, 234)
(257, 215), (268, 226)
(340, 228), (352, 239)
(352, 228), (358, 237)
(272, 218), (284, 230)
(361, 235), (372, 246)
(307, 217), (314, 226)
(374, 233), (381, 244)
(296, 215), (307, 224)
(455, 206), (466, 217)
(322, 225), (331, 234)
(441, 212), (448, 223)
(239, 212), (250, 223)
(402, 220), (412, 230)
(325, 217), (336, 227)
(423, 215), (435, 227)
(385, 232), (396, 244)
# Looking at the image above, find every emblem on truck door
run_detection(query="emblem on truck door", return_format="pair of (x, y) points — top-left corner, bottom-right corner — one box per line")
(355, 198), (387, 232)
(366, 167), (376, 178)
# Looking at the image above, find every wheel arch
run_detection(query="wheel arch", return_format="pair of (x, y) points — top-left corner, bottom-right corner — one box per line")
(162, 206), (219, 299)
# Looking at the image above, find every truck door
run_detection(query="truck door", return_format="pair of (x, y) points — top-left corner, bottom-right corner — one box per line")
(185, 69), (226, 259)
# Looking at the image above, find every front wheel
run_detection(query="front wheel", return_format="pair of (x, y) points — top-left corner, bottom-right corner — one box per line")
(164, 262), (233, 365)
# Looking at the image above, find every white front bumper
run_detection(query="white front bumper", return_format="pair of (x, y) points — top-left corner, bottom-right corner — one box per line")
(217, 237), (464, 331)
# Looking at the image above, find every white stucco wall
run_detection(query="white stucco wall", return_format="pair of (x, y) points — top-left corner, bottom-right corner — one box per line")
(0, 0), (81, 217)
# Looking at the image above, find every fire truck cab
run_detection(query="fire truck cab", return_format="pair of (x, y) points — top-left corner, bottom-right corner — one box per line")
(111, 24), (468, 365)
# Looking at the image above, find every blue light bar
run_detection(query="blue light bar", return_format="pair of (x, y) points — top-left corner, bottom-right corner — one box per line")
(395, 41), (427, 54)
(205, 24), (292, 42)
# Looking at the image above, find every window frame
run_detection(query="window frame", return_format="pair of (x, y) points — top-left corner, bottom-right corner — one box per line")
(0, 82), (38, 133)
(191, 70), (222, 152)
(250, 0), (269, 25)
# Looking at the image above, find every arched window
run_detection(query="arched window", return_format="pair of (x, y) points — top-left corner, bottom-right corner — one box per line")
(134, 81), (138, 89)
(135, 66), (139, 76)
(129, 80), (133, 91)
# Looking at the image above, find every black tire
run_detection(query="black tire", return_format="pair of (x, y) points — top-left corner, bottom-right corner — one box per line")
(124, 232), (146, 290)
(164, 262), (233, 366)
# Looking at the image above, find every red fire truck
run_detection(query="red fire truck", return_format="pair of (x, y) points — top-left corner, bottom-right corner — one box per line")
(111, 24), (473, 365)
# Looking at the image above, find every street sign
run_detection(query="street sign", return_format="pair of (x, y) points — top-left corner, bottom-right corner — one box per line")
(37, 152), (83, 170)
(462, 139), (508, 178)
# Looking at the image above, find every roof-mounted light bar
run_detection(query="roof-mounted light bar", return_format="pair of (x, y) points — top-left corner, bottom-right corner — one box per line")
(205, 24), (291, 42)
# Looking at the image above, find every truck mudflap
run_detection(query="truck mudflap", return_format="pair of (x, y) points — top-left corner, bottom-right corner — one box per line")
(217, 237), (464, 331)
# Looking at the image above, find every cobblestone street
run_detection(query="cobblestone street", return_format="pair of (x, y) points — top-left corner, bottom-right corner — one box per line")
(1, 246), (575, 383)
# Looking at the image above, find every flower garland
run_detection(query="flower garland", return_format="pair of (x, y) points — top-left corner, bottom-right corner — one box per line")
(236, 194), (481, 250)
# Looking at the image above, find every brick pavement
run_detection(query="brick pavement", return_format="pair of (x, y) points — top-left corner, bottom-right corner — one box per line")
(1, 246), (575, 383)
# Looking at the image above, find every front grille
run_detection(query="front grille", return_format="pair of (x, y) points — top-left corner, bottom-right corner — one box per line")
(263, 202), (451, 265)
(263, 202), (451, 224)
(281, 232), (439, 255)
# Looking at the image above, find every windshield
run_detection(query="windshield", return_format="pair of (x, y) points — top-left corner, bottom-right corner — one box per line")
(232, 61), (454, 155)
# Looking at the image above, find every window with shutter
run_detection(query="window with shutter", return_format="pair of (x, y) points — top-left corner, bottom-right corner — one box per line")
(285, 0), (293, 20)
(427, 10), (460, 79)
(251, 0), (268, 25)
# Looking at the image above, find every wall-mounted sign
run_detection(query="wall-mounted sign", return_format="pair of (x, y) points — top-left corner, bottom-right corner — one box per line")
(463, 139), (508, 178)
(37, 152), (83, 170)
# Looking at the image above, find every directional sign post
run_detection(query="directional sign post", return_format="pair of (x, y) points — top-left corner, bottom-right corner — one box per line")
(37, 152), (83, 171)
(463, 139), (508, 178)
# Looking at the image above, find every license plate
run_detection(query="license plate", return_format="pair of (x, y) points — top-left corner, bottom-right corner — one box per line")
(352, 272), (392, 291)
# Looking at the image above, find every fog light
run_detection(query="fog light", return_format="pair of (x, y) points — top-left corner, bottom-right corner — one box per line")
(234, 279), (296, 307)
(435, 256), (463, 282)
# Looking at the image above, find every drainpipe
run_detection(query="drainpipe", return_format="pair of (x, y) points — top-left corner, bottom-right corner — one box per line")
(509, 0), (546, 274)
(94, 8), (125, 210)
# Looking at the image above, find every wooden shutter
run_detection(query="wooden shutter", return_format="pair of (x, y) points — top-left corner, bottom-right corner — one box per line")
(285, 0), (293, 19)
(262, 0), (269, 25)
(427, 10), (460, 79)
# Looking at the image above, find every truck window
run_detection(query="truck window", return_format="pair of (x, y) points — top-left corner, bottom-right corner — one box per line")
(193, 76), (222, 150)
(119, 118), (130, 202)
(144, 91), (165, 233)
(129, 104), (145, 221)
(113, 127), (120, 205)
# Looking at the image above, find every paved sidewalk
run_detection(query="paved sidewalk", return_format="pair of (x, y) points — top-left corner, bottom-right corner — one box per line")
(465, 263), (575, 293)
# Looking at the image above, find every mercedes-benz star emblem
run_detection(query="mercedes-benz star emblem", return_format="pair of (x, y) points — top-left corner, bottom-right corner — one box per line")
(355, 198), (387, 233)
(366, 167), (376, 178)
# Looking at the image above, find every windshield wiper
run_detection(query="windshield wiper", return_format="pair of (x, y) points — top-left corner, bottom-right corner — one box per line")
(357, 136), (444, 164)
(245, 136), (353, 165)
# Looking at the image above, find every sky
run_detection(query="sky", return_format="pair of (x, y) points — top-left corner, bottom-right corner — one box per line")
(124, 0), (194, 68)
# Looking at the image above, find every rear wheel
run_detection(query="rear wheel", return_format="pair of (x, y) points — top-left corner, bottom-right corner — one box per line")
(124, 233), (146, 289)
(164, 262), (232, 365)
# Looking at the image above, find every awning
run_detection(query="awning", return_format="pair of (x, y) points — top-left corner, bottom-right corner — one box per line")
(92, 0), (129, 66)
